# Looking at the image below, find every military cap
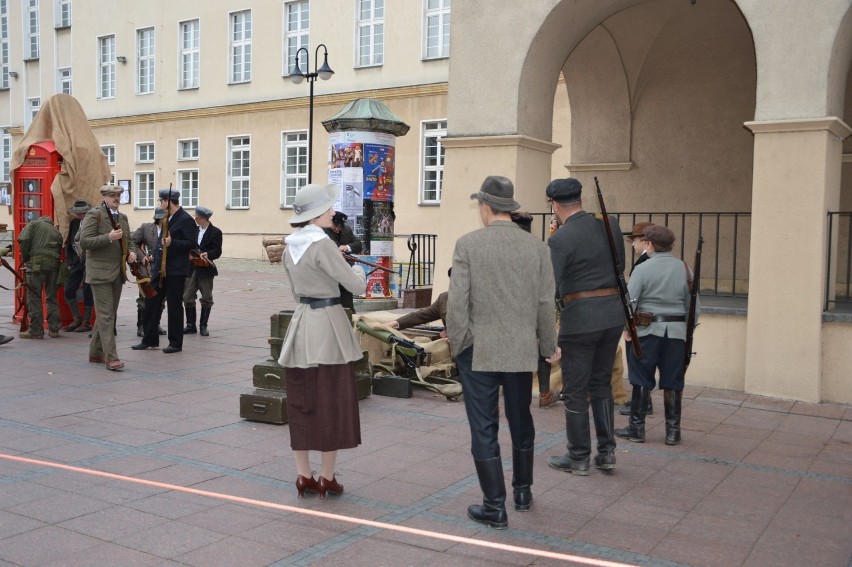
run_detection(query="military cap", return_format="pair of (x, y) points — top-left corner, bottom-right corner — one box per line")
(195, 206), (213, 219)
(158, 188), (179, 203)
(331, 211), (347, 227)
(546, 178), (582, 203)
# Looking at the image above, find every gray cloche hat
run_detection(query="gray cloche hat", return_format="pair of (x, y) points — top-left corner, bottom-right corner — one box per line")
(68, 200), (91, 214)
(195, 206), (213, 219)
(470, 176), (520, 212)
(290, 183), (340, 225)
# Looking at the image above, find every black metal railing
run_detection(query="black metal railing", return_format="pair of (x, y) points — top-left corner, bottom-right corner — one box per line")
(397, 233), (437, 290)
(826, 211), (852, 309)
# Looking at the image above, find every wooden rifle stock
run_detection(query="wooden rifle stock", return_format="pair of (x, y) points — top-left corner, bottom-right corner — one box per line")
(159, 185), (172, 287)
(684, 235), (703, 374)
(343, 253), (395, 274)
(594, 176), (643, 358)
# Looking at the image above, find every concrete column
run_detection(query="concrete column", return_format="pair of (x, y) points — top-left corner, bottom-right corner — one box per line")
(744, 117), (850, 402)
(434, 135), (560, 292)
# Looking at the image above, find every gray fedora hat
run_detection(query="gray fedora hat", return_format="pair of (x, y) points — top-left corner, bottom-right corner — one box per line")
(290, 183), (340, 225)
(470, 176), (520, 212)
(68, 199), (91, 214)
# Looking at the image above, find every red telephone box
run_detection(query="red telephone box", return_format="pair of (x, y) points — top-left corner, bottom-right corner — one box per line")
(11, 141), (71, 327)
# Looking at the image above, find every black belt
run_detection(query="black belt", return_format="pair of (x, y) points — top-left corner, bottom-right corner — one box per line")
(652, 314), (686, 322)
(300, 297), (341, 309)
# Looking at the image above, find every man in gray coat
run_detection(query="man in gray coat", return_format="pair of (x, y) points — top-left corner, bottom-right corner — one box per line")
(448, 176), (560, 530)
(546, 178), (625, 476)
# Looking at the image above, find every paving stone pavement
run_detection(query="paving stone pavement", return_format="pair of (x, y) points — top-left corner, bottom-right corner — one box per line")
(1, 258), (850, 567)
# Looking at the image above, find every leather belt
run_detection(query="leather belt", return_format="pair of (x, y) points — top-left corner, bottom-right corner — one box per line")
(651, 314), (686, 322)
(561, 287), (619, 304)
(299, 297), (341, 309)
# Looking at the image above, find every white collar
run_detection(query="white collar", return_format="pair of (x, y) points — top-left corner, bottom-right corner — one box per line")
(285, 224), (328, 264)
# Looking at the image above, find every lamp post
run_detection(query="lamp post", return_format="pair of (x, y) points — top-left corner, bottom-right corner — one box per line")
(290, 44), (334, 183)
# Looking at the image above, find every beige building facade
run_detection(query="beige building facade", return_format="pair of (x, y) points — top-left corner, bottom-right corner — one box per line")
(1, 0), (851, 403)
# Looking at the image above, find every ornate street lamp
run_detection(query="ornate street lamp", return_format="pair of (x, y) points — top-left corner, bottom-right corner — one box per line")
(291, 44), (334, 183)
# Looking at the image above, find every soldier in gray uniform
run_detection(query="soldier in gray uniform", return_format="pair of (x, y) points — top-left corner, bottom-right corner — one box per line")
(545, 178), (625, 476)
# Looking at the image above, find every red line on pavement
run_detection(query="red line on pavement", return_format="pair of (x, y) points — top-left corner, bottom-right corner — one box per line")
(0, 453), (636, 566)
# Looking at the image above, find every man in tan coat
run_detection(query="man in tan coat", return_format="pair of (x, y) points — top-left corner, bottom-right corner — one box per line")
(447, 176), (560, 530)
(79, 185), (139, 370)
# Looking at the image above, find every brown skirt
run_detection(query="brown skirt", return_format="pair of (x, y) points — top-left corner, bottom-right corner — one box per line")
(285, 362), (361, 451)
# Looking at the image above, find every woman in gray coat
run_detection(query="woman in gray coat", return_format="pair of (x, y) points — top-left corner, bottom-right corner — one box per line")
(278, 183), (366, 498)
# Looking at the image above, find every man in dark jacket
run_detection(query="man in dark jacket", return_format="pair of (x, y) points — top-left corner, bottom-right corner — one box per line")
(183, 206), (222, 337)
(18, 215), (63, 339)
(132, 189), (198, 353)
(546, 178), (625, 476)
(61, 200), (95, 332)
(323, 211), (362, 312)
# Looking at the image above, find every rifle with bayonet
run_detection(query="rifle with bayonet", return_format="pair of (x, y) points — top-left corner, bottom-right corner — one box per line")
(159, 184), (172, 287)
(595, 176), (643, 358)
(684, 235), (703, 374)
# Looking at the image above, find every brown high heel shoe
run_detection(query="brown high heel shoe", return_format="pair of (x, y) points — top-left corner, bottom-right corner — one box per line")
(317, 475), (343, 498)
(295, 475), (319, 497)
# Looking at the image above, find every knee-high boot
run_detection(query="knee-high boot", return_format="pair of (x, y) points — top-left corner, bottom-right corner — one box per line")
(591, 398), (616, 470)
(62, 301), (82, 331)
(547, 409), (591, 476)
(664, 389), (683, 445)
(615, 386), (650, 442)
(199, 305), (211, 336)
(468, 457), (508, 529)
(183, 304), (197, 334)
(511, 446), (534, 512)
(136, 308), (144, 337)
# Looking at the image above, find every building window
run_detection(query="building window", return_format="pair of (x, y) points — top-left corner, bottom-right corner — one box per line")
(55, 0), (71, 28)
(136, 142), (154, 163)
(227, 136), (250, 209)
(1, 131), (11, 182)
(98, 35), (115, 98)
(229, 10), (252, 84)
(177, 169), (199, 208)
(25, 0), (39, 60)
(283, 1), (309, 76)
(0, 0), (9, 89)
(424, 0), (450, 59)
(179, 19), (199, 89)
(281, 131), (307, 207)
(136, 27), (155, 95)
(26, 97), (40, 129)
(136, 171), (155, 208)
(57, 67), (72, 94)
(356, 0), (383, 67)
(178, 138), (199, 161)
(420, 119), (446, 204)
(101, 144), (115, 165)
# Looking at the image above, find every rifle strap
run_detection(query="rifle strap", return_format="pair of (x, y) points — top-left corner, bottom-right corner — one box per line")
(683, 261), (693, 290)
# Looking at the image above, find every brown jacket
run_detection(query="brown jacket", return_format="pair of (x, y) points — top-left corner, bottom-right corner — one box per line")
(395, 292), (448, 329)
(79, 205), (139, 285)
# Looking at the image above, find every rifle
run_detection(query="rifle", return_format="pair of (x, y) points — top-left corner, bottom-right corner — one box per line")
(190, 249), (216, 268)
(594, 176), (643, 358)
(0, 256), (33, 332)
(684, 235), (703, 374)
(103, 201), (156, 299)
(159, 184), (172, 287)
(343, 253), (396, 274)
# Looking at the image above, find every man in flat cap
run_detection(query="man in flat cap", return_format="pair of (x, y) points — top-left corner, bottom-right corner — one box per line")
(616, 225), (694, 446)
(61, 200), (95, 333)
(132, 207), (168, 337)
(183, 206), (222, 336)
(447, 175), (560, 530)
(545, 177), (625, 476)
(17, 213), (63, 339)
(132, 188), (198, 353)
(78, 185), (140, 370)
(323, 210), (363, 313)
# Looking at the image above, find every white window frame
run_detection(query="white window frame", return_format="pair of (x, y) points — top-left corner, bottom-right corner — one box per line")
(355, 0), (383, 68)
(283, 1), (309, 76)
(26, 97), (40, 129)
(423, 0), (450, 60)
(57, 66), (71, 94)
(177, 169), (199, 208)
(25, 0), (39, 60)
(1, 130), (11, 182)
(419, 119), (446, 205)
(135, 142), (155, 164)
(97, 34), (116, 99)
(136, 26), (155, 95)
(0, 0), (10, 89)
(101, 144), (115, 165)
(178, 138), (199, 161)
(54, 0), (71, 28)
(135, 171), (156, 209)
(227, 135), (251, 209)
(179, 18), (200, 89)
(229, 10), (252, 84)
(280, 130), (308, 208)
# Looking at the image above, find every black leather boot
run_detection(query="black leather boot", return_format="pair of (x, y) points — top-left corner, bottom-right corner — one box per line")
(591, 398), (616, 470)
(619, 393), (653, 416)
(616, 386), (649, 442)
(468, 457), (508, 529)
(136, 308), (144, 337)
(199, 305), (211, 337)
(183, 304), (197, 334)
(511, 446), (534, 512)
(548, 409), (591, 475)
(664, 389), (683, 445)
